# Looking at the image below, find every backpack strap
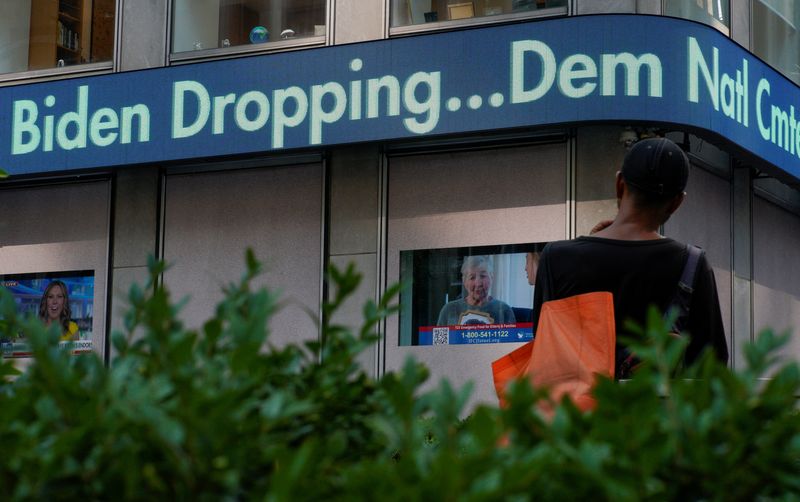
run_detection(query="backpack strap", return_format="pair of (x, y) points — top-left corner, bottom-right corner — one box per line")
(618, 243), (703, 379)
(668, 244), (703, 335)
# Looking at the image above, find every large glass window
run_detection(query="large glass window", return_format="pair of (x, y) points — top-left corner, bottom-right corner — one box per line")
(752, 0), (800, 86)
(384, 143), (567, 408)
(390, 0), (566, 29)
(663, 0), (730, 32)
(0, 0), (115, 75)
(0, 180), (111, 368)
(171, 0), (326, 55)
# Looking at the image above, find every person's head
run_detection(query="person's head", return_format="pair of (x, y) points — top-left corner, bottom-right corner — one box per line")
(39, 280), (72, 332)
(619, 137), (689, 225)
(461, 255), (493, 306)
(525, 251), (540, 286)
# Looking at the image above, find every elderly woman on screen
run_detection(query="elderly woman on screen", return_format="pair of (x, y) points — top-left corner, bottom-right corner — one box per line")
(436, 255), (515, 326)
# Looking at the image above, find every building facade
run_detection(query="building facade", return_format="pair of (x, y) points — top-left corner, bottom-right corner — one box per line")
(1, 0), (799, 407)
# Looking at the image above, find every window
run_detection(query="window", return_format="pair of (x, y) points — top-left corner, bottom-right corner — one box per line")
(0, 181), (111, 366)
(390, 0), (567, 29)
(752, 0), (800, 86)
(171, 0), (326, 55)
(0, 0), (115, 76)
(384, 144), (567, 406)
(663, 0), (730, 32)
(162, 163), (323, 341)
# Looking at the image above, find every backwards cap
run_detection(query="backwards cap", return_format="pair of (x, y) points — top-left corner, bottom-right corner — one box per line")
(621, 137), (689, 197)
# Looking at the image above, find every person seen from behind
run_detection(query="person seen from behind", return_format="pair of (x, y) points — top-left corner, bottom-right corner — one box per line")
(531, 137), (729, 379)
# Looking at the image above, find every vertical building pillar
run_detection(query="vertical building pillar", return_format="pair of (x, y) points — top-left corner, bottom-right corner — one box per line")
(731, 164), (753, 370)
(327, 146), (382, 376)
(333, 0), (385, 44)
(730, 0), (750, 49)
(117, 0), (169, 71)
(107, 167), (160, 358)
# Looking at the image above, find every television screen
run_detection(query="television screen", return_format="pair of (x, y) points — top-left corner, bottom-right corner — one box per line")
(0, 270), (94, 358)
(399, 243), (546, 346)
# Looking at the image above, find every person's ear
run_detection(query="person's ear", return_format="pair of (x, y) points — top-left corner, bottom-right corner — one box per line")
(615, 171), (625, 199)
(666, 191), (685, 215)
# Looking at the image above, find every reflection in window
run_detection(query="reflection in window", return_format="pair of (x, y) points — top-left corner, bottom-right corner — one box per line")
(390, 0), (567, 28)
(663, 0), (729, 30)
(753, 0), (800, 86)
(171, 0), (326, 54)
(0, 0), (115, 75)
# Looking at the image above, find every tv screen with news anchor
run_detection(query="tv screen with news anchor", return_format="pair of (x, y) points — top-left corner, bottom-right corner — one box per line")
(0, 270), (94, 359)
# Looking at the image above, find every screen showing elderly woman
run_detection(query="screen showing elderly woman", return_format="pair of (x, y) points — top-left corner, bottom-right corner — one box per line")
(436, 256), (515, 326)
(399, 243), (545, 346)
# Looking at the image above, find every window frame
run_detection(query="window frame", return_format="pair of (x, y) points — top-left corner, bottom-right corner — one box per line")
(166, 0), (330, 64)
(387, 2), (568, 37)
(661, 0), (731, 36)
(749, 0), (800, 86)
(0, 61), (113, 85)
(0, 0), (118, 83)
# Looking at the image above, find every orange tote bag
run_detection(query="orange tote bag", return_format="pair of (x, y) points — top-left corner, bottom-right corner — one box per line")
(491, 291), (616, 411)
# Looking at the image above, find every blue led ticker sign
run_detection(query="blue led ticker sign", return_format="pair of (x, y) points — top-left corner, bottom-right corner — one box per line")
(2, 15), (799, 180)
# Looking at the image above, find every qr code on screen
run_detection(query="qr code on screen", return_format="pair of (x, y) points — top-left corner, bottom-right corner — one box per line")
(432, 327), (449, 345)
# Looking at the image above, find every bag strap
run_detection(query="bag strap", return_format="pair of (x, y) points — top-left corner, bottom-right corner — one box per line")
(618, 244), (703, 379)
(667, 244), (703, 334)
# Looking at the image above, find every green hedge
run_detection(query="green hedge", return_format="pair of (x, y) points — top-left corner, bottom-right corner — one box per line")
(1, 252), (799, 500)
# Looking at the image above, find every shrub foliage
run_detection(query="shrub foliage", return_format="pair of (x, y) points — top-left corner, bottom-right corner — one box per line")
(1, 252), (799, 500)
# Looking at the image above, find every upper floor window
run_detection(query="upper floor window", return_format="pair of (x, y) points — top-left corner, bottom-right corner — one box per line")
(171, 0), (326, 55)
(390, 0), (567, 30)
(0, 0), (115, 76)
(752, 0), (800, 86)
(663, 0), (730, 32)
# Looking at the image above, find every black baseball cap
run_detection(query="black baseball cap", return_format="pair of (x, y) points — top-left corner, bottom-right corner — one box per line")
(621, 138), (689, 197)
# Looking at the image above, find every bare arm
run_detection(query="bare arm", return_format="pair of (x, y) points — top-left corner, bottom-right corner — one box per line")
(589, 219), (614, 235)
